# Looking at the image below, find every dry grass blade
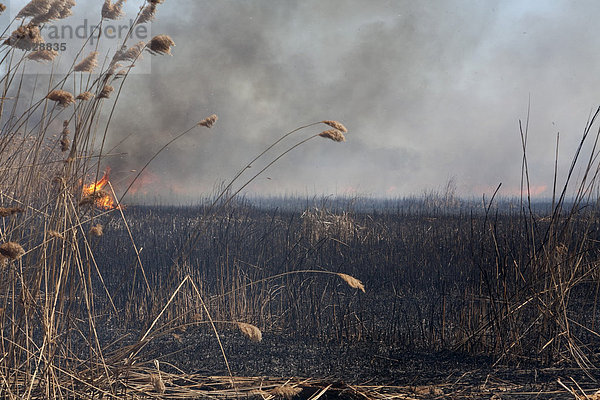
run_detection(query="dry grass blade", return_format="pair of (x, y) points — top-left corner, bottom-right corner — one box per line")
(237, 322), (262, 342)
(0, 242), (25, 260)
(337, 273), (365, 292)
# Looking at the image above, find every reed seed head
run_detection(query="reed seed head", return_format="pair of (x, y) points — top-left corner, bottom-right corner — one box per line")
(98, 85), (114, 99)
(31, 0), (74, 25)
(47, 89), (75, 107)
(27, 49), (59, 62)
(74, 51), (98, 72)
(198, 114), (218, 128)
(319, 129), (346, 142)
(60, 137), (70, 151)
(322, 120), (348, 133)
(102, 0), (125, 19)
(137, 3), (156, 24)
(0, 207), (24, 217)
(271, 385), (302, 399)
(16, 0), (51, 19)
(0, 4), (6, 13)
(79, 191), (109, 206)
(337, 273), (365, 292)
(90, 224), (103, 237)
(147, 35), (175, 55)
(112, 41), (145, 63)
(237, 322), (262, 342)
(4, 24), (44, 50)
(76, 91), (94, 101)
(0, 242), (25, 260)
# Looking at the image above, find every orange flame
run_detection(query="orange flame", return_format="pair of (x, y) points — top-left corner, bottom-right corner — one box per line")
(82, 168), (119, 209)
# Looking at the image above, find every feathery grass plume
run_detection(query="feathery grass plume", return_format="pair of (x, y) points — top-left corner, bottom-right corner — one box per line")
(0, 207), (24, 217)
(236, 322), (262, 342)
(0, 242), (25, 260)
(337, 273), (365, 292)
(106, 62), (122, 76)
(31, 0), (74, 25)
(74, 51), (98, 72)
(47, 89), (75, 106)
(27, 49), (58, 62)
(319, 129), (345, 142)
(149, 0), (163, 3)
(112, 41), (145, 63)
(47, 230), (64, 239)
(76, 91), (94, 100)
(90, 224), (103, 237)
(151, 360), (166, 393)
(137, 3), (156, 24)
(98, 85), (114, 99)
(271, 385), (302, 399)
(147, 34), (175, 55)
(0, 255), (6, 268)
(0, 4), (7, 14)
(4, 24), (44, 50)
(198, 114), (218, 128)
(60, 137), (70, 151)
(16, 0), (51, 19)
(102, 0), (125, 19)
(322, 120), (348, 133)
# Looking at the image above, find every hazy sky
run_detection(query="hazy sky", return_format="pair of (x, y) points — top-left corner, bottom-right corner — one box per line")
(10, 1), (600, 200)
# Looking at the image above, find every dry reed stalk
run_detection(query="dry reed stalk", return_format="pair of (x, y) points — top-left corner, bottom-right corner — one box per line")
(147, 34), (175, 55)
(271, 385), (302, 399)
(198, 114), (218, 128)
(47, 89), (75, 106)
(0, 242), (25, 260)
(4, 24), (44, 50)
(98, 85), (114, 99)
(319, 129), (345, 142)
(322, 120), (348, 133)
(101, 0), (125, 19)
(90, 224), (103, 237)
(0, 207), (24, 217)
(337, 273), (365, 292)
(74, 51), (99, 72)
(76, 91), (94, 100)
(236, 322), (262, 342)
(27, 49), (59, 62)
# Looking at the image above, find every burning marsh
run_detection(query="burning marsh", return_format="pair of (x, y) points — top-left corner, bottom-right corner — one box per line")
(3, 0), (600, 399)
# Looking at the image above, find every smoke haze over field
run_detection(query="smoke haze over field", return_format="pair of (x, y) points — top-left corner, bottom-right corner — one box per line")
(8, 0), (600, 201)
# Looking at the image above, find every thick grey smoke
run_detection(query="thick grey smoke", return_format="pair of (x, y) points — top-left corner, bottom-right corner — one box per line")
(12, 0), (600, 201)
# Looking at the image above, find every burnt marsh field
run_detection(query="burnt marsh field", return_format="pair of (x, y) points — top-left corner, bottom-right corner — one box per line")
(78, 196), (600, 376)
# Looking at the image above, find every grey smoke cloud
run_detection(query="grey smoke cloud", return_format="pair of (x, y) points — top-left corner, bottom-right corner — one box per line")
(12, 0), (600, 201)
